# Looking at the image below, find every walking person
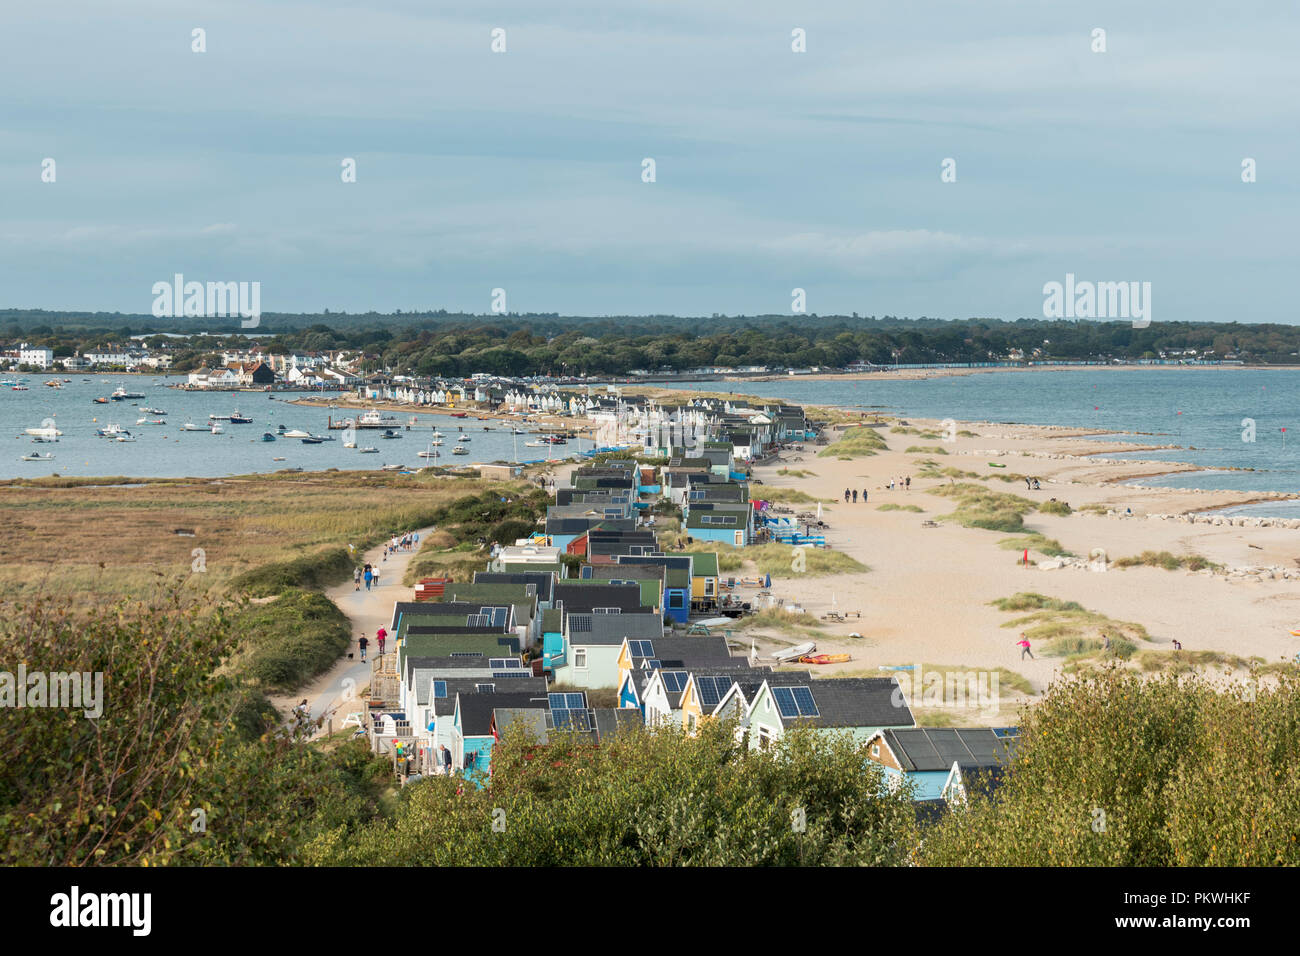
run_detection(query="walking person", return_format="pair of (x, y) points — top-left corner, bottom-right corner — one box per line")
(358, 634), (369, 662)
(905, 476), (910, 491)
(863, 488), (869, 503)
(1102, 633), (1112, 655)
(354, 566), (362, 591)
(844, 488), (851, 503)
(373, 565), (381, 588)
(852, 489), (858, 503)
(376, 626), (387, 657)
(1017, 634), (1034, 660)
(363, 564), (373, 591)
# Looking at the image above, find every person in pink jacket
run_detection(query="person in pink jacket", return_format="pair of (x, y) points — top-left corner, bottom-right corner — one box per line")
(1017, 635), (1034, 660)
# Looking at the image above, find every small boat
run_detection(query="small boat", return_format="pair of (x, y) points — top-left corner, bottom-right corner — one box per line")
(430, 438), (443, 446)
(450, 412), (467, 418)
(11, 384), (29, 391)
(512, 429), (527, 434)
(208, 414), (231, 421)
(301, 436), (324, 444)
(272, 456), (286, 461)
(30, 435), (54, 443)
(452, 445), (468, 455)
(277, 424), (287, 432)
(456, 434), (472, 442)
(210, 424), (224, 434)
(44, 380), (62, 388)
(141, 407), (167, 415)
(261, 432), (276, 442)
(417, 450), (439, 459)
(136, 418), (166, 426)
(380, 430), (400, 439)
(283, 429), (311, 438)
(525, 441), (547, 447)
(180, 421), (207, 431)
(24, 425), (62, 438)
(21, 452), (55, 461)
(358, 446), (378, 454)
(229, 411), (253, 424)
(381, 464), (405, 471)
(987, 462), (1006, 468)
(115, 434), (136, 442)
(97, 423), (129, 437)
(343, 439), (357, 448)
(799, 654), (852, 665)
(112, 387), (144, 400)
(430, 430), (444, 438)
(772, 641), (817, 663)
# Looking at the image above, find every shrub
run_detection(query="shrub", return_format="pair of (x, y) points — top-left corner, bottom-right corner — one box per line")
(230, 546), (355, 597)
(231, 588), (351, 690)
(1038, 500), (1072, 516)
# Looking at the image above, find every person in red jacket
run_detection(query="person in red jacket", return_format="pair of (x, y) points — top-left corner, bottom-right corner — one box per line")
(376, 626), (387, 657)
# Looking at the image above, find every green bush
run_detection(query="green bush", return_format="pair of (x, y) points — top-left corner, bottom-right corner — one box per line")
(1038, 500), (1072, 516)
(231, 546), (354, 597)
(232, 588), (352, 691)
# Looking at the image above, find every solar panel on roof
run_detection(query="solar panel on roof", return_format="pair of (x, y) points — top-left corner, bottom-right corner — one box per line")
(489, 658), (522, 669)
(662, 671), (688, 693)
(569, 614), (593, 633)
(643, 659), (661, 670)
(629, 640), (654, 657)
(476, 683), (495, 693)
(790, 686), (819, 717)
(696, 675), (731, 710)
(773, 686), (801, 718)
(492, 671), (530, 678)
(553, 708), (592, 733)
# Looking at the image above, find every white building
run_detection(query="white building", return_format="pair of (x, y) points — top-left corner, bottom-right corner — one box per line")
(19, 346), (54, 369)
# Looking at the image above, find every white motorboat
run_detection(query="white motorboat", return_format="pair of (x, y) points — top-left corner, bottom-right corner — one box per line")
(180, 421), (207, 431)
(24, 425), (62, 438)
(21, 452), (55, 461)
(283, 429), (312, 438)
(210, 424), (224, 434)
(452, 445), (468, 455)
(358, 446), (378, 454)
(772, 641), (817, 664)
(97, 423), (129, 437)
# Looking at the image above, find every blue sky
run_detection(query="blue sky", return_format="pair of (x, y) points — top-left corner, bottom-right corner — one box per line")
(1, 1), (1297, 322)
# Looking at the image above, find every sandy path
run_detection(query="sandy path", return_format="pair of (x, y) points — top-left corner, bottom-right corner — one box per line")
(268, 526), (438, 727)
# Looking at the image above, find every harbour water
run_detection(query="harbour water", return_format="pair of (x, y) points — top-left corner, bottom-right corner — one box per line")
(0, 376), (572, 479)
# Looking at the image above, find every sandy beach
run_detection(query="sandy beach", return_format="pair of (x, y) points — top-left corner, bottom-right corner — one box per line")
(742, 418), (1300, 721)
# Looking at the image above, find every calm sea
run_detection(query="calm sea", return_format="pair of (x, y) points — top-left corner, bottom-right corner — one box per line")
(674, 367), (1300, 515)
(0, 376), (568, 479)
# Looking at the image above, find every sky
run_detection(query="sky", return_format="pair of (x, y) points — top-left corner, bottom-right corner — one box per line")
(1, 1), (1297, 323)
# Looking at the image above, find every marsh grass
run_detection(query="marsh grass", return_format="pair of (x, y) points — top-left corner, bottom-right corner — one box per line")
(1114, 550), (1222, 572)
(991, 592), (1147, 659)
(998, 534), (1074, 558)
(877, 503), (924, 513)
(929, 482), (1037, 533)
(818, 426), (888, 458)
(0, 471), (522, 604)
